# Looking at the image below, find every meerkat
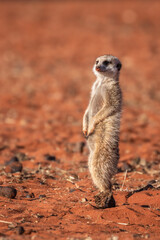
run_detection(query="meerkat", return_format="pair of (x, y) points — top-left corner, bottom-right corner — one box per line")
(83, 54), (122, 208)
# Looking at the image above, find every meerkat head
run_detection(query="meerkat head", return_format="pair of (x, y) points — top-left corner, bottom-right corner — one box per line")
(93, 55), (122, 79)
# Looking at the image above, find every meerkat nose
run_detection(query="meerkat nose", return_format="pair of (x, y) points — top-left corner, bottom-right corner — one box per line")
(96, 66), (101, 71)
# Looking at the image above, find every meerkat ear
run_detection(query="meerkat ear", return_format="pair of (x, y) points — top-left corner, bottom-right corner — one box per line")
(117, 63), (122, 71)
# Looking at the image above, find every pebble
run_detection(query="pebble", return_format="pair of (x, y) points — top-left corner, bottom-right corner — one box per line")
(5, 156), (19, 165)
(39, 194), (46, 199)
(44, 154), (56, 161)
(5, 156), (23, 173)
(16, 226), (25, 235)
(25, 192), (35, 198)
(5, 162), (23, 173)
(81, 198), (88, 203)
(69, 188), (75, 193)
(0, 186), (17, 199)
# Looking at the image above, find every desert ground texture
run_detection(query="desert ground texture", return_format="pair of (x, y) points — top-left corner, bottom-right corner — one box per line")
(0, 1), (160, 240)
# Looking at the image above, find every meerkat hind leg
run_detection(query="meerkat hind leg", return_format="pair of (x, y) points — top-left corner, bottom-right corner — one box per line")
(88, 138), (116, 208)
(91, 147), (116, 207)
(94, 191), (115, 209)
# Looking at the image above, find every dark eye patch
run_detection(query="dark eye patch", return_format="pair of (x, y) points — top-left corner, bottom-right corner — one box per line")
(117, 63), (122, 71)
(96, 60), (99, 65)
(103, 60), (110, 66)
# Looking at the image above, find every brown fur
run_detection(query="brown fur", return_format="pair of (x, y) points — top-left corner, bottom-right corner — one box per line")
(83, 55), (122, 206)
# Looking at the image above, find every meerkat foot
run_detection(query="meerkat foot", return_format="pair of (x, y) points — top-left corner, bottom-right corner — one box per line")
(94, 191), (115, 209)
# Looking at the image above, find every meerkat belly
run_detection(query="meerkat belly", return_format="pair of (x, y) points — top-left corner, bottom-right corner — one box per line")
(89, 93), (104, 118)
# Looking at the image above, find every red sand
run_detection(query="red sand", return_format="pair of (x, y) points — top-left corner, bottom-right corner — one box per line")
(0, 1), (159, 239)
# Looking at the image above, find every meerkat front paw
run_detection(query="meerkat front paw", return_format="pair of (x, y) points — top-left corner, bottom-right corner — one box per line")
(82, 125), (88, 137)
(87, 122), (95, 136)
(83, 129), (88, 137)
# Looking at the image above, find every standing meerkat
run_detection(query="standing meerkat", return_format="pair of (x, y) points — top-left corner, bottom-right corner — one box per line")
(83, 54), (122, 208)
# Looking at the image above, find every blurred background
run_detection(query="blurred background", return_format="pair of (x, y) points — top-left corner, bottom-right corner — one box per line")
(0, 0), (160, 166)
(0, 1), (160, 239)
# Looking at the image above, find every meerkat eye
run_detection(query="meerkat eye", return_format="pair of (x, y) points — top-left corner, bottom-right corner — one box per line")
(96, 60), (99, 65)
(117, 63), (122, 71)
(103, 60), (110, 66)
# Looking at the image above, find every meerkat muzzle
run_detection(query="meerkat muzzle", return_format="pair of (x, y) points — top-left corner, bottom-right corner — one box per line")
(96, 67), (101, 72)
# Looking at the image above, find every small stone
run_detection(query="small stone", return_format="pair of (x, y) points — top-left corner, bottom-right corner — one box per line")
(81, 198), (88, 203)
(39, 194), (46, 199)
(141, 205), (150, 208)
(39, 181), (45, 185)
(16, 152), (29, 161)
(0, 186), (17, 199)
(5, 156), (23, 173)
(68, 173), (78, 181)
(26, 192), (35, 198)
(5, 156), (19, 166)
(36, 213), (44, 218)
(16, 226), (25, 235)
(5, 162), (23, 173)
(69, 188), (75, 193)
(44, 154), (56, 161)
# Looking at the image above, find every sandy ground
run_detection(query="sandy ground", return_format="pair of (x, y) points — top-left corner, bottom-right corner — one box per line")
(0, 1), (160, 239)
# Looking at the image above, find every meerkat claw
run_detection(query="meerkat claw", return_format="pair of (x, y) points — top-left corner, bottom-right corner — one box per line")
(83, 130), (88, 137)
